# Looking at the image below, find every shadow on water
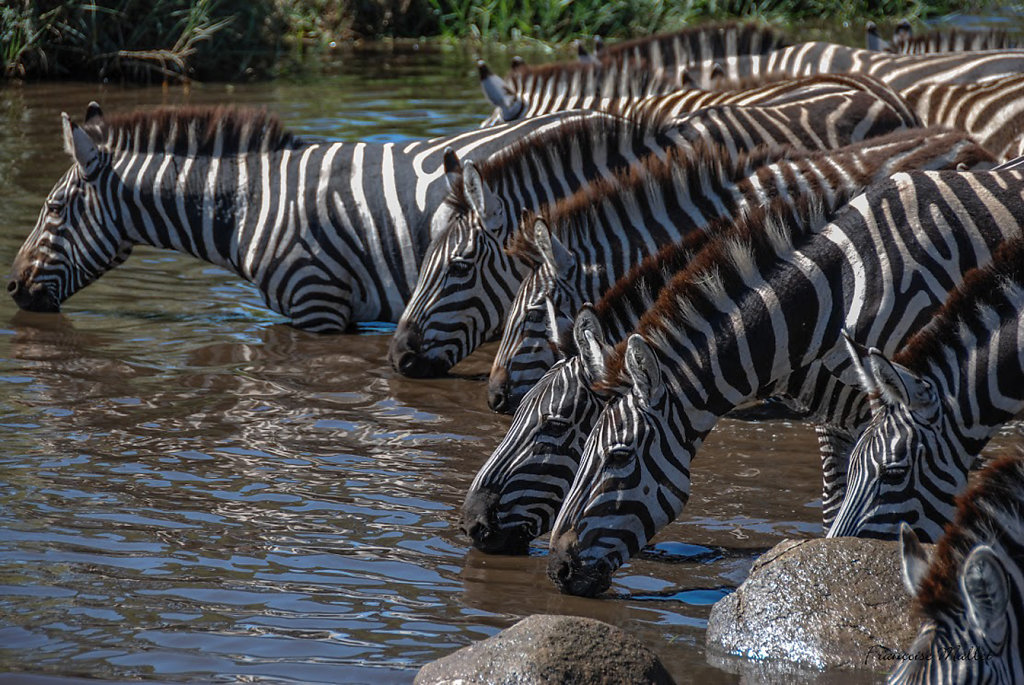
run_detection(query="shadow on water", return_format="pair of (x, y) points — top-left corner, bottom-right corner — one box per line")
(1, 45), (1023, 685)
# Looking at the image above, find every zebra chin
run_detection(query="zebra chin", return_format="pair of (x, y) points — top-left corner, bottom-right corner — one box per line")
(460, 487), (534, 555)
(547, 530), (614, 597)
(8, 279), (59, 313)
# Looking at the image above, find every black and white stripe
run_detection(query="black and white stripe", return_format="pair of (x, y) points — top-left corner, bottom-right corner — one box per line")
(488, 128), (989, 413)
(546, 168), (1024, 596)
(827, 237), (1024, 542)
(8, 103), (593, 330)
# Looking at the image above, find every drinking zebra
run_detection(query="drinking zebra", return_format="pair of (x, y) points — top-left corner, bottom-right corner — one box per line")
(463, 129), (993, 552)
(8, 103), (592, 330)
(547, 168), (1024, 596)
(487, 128), (991, 413)
(398, 76), (922, 378)
(890, 455), (1024, 683)
(827, 237), (1024, 542)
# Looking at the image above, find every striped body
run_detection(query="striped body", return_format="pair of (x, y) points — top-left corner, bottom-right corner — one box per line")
(694, 41), (1024, 91)
(481, 22), (787, 126)
(547, 169), (1024, 596)
(8, 106), (589, 330)
(891, 456), (1024, 684)
(489, 129), (990, 413)
(902, 75), (1024, 161)
(389, 111), (685, 377)
(828, 238), (1024, 542)
(891, 27), (1020, 54)
(400, 77), (920, 378)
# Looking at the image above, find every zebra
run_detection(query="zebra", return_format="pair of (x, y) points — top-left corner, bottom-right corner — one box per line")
(901, 74), (1024, 161)
(689, 41), (1024, 92)
(480, 22), (788, 126)
(395, 75), (921, 378)
(389, 109), (687, 377)
(463, 201), (817, 553)
(487, 128), (992, 413)
(889, 24), (1020, 54)
(464, 129), (993, 551)
(7, 103), (597, 330)
(827, 236), (1024, 542)
(546, 168), (1024, 597)
(890, 455), (1024, 684)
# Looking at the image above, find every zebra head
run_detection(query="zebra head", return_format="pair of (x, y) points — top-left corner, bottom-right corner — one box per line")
(389, 156), (525, 377)
(889, 524), (1015, 684)
(827, 338), (957, 543)
(10, 103), (134, 313)
(548, 334), (695, 597)
(462, 305), (612, 554)
(488, 218), (577, 413)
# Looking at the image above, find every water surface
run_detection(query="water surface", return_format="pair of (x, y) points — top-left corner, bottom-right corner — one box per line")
(0, 47), (1019, 684)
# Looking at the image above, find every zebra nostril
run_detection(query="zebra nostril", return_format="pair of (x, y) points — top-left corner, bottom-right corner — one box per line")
(7, 281), (19, 295)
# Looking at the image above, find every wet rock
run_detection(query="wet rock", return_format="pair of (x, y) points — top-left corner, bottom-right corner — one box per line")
(706, 537), (923, 673)
(415, 613), (675, 685)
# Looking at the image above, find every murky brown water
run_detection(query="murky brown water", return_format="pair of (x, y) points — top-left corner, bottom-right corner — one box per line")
(1, 47), (1021, 684)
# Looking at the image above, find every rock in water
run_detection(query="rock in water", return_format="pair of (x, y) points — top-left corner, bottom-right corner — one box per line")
(706, 537), (922, 673)
(415, 613), (675, 685)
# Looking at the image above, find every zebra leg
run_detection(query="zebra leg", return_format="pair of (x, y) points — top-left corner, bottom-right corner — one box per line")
(816, 423), (857, 532)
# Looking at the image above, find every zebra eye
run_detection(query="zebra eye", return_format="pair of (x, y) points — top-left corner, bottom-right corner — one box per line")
(46, 200), (62, 216)
(449, 258), (473, 277)
(880, 464), (909, 485)
(525, 308), (545, 324)
(542, 414), (571, 434)
(605, 446), (633, 467)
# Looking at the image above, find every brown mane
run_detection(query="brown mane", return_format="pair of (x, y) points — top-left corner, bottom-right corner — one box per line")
(84, 106), (299, 156)
(915, 453), (1024, 617)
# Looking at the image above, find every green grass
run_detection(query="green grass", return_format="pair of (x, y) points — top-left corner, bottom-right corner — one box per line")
(2, 0), (1021, 82)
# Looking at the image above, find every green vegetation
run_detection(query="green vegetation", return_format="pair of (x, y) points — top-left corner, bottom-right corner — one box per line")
(1, 0), (1020, 82)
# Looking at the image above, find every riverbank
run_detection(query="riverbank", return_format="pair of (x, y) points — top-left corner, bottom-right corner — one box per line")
(1, 0), (1011, 83)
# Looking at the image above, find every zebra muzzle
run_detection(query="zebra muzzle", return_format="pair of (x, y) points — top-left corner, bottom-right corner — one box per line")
(8, 279), (58, 313)
(547, 529), (613, 597)
(388, 321), (451, 378)
(460, 486), (532, 555)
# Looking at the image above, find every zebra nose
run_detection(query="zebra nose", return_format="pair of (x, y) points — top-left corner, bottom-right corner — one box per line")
(8, 279), (57, 312)
(547, 530), (611, 597)
(488, 368), (511, 413)
(460, 486), (530, 555)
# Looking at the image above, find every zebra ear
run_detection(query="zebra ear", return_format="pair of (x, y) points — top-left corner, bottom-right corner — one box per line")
(899, 523), (931, 597)
(867, 350), (934, 412)
(84, 101), (104, 125)
(533, 219), (574, 276)
(961, 545), (1009, 644)
(510, 56), (526, 70)
(625, 334), (663, 406)
(574, 304), (609, 380)
(709, 61), (726, 86)
(442, 147), (462, 193)
(478, 59), (523, 122)
(62, 113), (102, 178)
(463, 161), (499, 226)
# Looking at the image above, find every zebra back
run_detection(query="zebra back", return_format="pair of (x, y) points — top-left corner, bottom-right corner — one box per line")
(901, 74), (1024, 161)
(890, 26), (1020, 54)
(828, 236), (1024, 542)
(891, 455), (1024, 684)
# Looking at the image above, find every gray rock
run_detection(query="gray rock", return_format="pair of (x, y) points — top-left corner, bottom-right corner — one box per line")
(706, 537), (924, 673)
(415, 613), (675, 685)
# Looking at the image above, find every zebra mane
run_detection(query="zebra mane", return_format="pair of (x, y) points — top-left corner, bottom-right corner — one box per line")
(893, 236), (1024, 374)
(890, 27), (1020, 54)
(914, 453), (1024, 618)
(595, 192), (832, 393)
(600, 21), (788, 62)
(444, 109), (677, 216)
(506, 140), (797, 265)
(82, 106), (300, 156)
